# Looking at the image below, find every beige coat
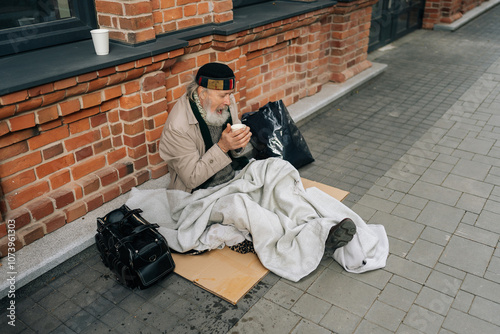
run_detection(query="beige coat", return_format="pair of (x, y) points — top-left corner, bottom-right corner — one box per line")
(159, 93), (242, 192)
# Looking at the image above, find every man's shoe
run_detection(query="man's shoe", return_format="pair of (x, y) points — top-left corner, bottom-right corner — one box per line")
(326, 218), (356, 250)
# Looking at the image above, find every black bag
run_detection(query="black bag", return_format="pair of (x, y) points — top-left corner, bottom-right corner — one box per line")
(95, 204), (175, 289)
(241, 100), (314, 169)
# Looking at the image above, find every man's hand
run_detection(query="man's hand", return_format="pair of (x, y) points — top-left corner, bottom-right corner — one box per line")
(217, 124), (252, 153)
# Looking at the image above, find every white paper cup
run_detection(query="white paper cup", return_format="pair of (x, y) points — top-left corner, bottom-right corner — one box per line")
(231, 124), (246, 132)
(90, 29), (109, 55)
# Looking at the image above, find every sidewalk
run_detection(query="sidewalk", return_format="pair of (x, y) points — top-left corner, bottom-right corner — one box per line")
(2, 4), (500, 333)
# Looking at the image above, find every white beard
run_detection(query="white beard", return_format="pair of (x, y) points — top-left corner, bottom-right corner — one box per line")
(204, 104), (230, 126)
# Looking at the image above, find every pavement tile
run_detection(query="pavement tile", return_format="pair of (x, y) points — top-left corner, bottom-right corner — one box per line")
(403, 304), (444, 334)
(443, 174), (494, 198)
(263, 280), (304, 309)
(451, 290), (474, 312)
(419, 226), (451, 247)
(455, 222), (499, 246)
(469, 296), (500, 326)
(416, 201), (465, 233)
(451, 158), (491, 181)
(439, 235), (494, 276)
(409, 180), (461, 206)
(461, 274), (500, 302)
(385, 255), (431, 284)
(407, 239), (444, 268)
(319, 304), (361, 334)
(290, 293), (331, 323)
(424, 271), (461, 297)
(476, 209), (500, 234)
(307, 268), (380, 317)
(387, 236), (412, 258)
(371, 211), (424, 243)
(442, 308), (500, 334)
(290, 319), (331, 334)
(377, 283), (417, 312)
(456, 193), (487, 213)
(65, 309), (97, 333)
(354, 320), (393, 334)
(414, 286), (454, 316)
(364, 300), (406, 332)
(228, 298), (301, 334)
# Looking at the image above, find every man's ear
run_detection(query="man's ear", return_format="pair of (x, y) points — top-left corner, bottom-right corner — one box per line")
(197, 86), (208, 100)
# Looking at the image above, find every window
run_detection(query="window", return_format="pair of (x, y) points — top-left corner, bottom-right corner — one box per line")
(0, 0), (97, 57)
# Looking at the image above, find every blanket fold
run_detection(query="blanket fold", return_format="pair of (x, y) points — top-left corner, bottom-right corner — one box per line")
(126, 158), (388, 282)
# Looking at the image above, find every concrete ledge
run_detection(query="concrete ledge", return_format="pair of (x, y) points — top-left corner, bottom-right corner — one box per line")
(288, 62), (387, 123)
(0, 62), (387, 299)
(434, 0), (500, 31)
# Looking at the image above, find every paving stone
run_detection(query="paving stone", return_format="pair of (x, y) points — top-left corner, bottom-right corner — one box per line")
(65, 309), (97, 333)
(371, 211), (424, 243)
(451, 290), (474, 312)
(342, 267), (392, 290)
(442, 308), (500, 334)
(476, 209), (500, 234)
(407, 239), (444, 268)
(416, 201), (465, 233)
(377, 283), (417, 312)
(444, 174), (494, 198)
(365, 300), (406, 331)
(425, 271), (461, 298)
(308, 268), (380, 317)
(440, 235), (494, 276)
(461, 274), (500, 302)
(263, 280), (304, 309)
(414, 286), (454, 316)
(228, 298), (301, 334)
(354, 319), (393, 334)
(387, 236), (413, 258)
(456, 193), (487, 214)
(290, 293), (331, 323)
(451, 159), (491, 181)
(53, 299), (83, 323)
(419, 226), (451, 247)
(290, 319), (331, 334)
(385, 255), (431, 284)
(455, 223), (499, 246)
(409, 180), (461, 206)
(403, 304), (444, 334)
(319, 304), (361, 334)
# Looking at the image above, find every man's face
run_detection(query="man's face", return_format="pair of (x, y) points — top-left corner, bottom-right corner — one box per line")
(200, 88), (234, 115)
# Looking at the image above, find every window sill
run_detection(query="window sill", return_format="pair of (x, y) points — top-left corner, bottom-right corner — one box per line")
(0, 0), (337, 96)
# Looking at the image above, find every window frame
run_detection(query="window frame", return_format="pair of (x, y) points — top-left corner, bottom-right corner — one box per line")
(0, 0), (97, 57)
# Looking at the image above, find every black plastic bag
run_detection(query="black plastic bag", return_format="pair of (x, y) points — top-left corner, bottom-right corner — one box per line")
(241, 100), (314, 169)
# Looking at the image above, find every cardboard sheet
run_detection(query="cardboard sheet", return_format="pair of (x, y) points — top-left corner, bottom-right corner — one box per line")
(172, 177), (348, 304)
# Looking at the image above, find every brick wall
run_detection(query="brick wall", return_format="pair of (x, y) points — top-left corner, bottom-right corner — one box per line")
(0, 0), (375, 257)
(423, 0), (486, 28)
(96, 0), (233, 44)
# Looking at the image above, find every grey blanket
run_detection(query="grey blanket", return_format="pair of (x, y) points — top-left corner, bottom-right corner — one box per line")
(126, 158), (388, 282)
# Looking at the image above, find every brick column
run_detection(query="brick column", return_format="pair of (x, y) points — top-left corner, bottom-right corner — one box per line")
(329, 0), (378, 83)
(95, 0), (156, 44)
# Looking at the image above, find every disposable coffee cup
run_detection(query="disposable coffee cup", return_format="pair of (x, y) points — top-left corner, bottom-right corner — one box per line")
(231, 124), (246, 132)
(90, 29), (109, 55)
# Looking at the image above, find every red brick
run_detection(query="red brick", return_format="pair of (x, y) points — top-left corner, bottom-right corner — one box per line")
(63, 107), (100, 124)
(145, 127), (163, 142)
(64, 202), (87, 223)
(136, 169), (150, 185)
(88, 77), (109, 92)
(143, 100), (167, 117)
(36, 153), (75, 178)
(101, 125), (110, 138)
(0, 223), (6, 239)
(107, 147), (127, 164)
(91, 113), (107, 128)
(95, 0), (124, 15)
(103, 86), (122, 101)
(28, 125), (69, 150)
(16, 97), (43, 113)
(101, 99), (119, 112)
(66, 83), (89, 97)
(41, 91), (66, 107)
(8, 113), (36, 132)
(171, 58), (196, 75)
(142, 72), (166, 91)
(41, 212), (66, 233)
(26, 197), (55, 221)
(5, 208), (31, 230)
(1, 170), (36, 194)
(18, 223), (45, 246)
(36, 105), (59, 124)
(94, 138), (112, 154)
(6, 181), (50, 209)
(123, 133), (146, 148)
(71, 155), (106, 180)
(96, 167), (119, 187)
(49, 169), (71, 190)
(64, 129), (100, 152)
(102, 184), (121, 202)
(81, 91), (102, 109)
(54, 77), (77, 91)
(119, 93), (142, 109)
(0, 235), (23, 258)
(75, 146), (93, 161)
(1, 90), (28, 105)
(28, 83), (54, 98)
(41, 143), (63, 160)
(118, 176), (137, 194)
(59, 98), (81, 116)
(128, 144), (147, 159)
(119, 107), (143, 122)
(69, 118), (91, 134)
(49, 187), (75, 209)
(85, 193), (104, 212)
(0, 141), (29, 160)
(150, 162), (168, 178)
(78, 174), (100, 195)
(0, 151), (42, 178)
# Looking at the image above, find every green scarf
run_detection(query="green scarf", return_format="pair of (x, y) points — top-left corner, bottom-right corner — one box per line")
(189, 98), (249, 189)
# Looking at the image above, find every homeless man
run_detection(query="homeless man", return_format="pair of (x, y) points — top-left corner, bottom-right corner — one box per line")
(151, 62), (389, 282)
